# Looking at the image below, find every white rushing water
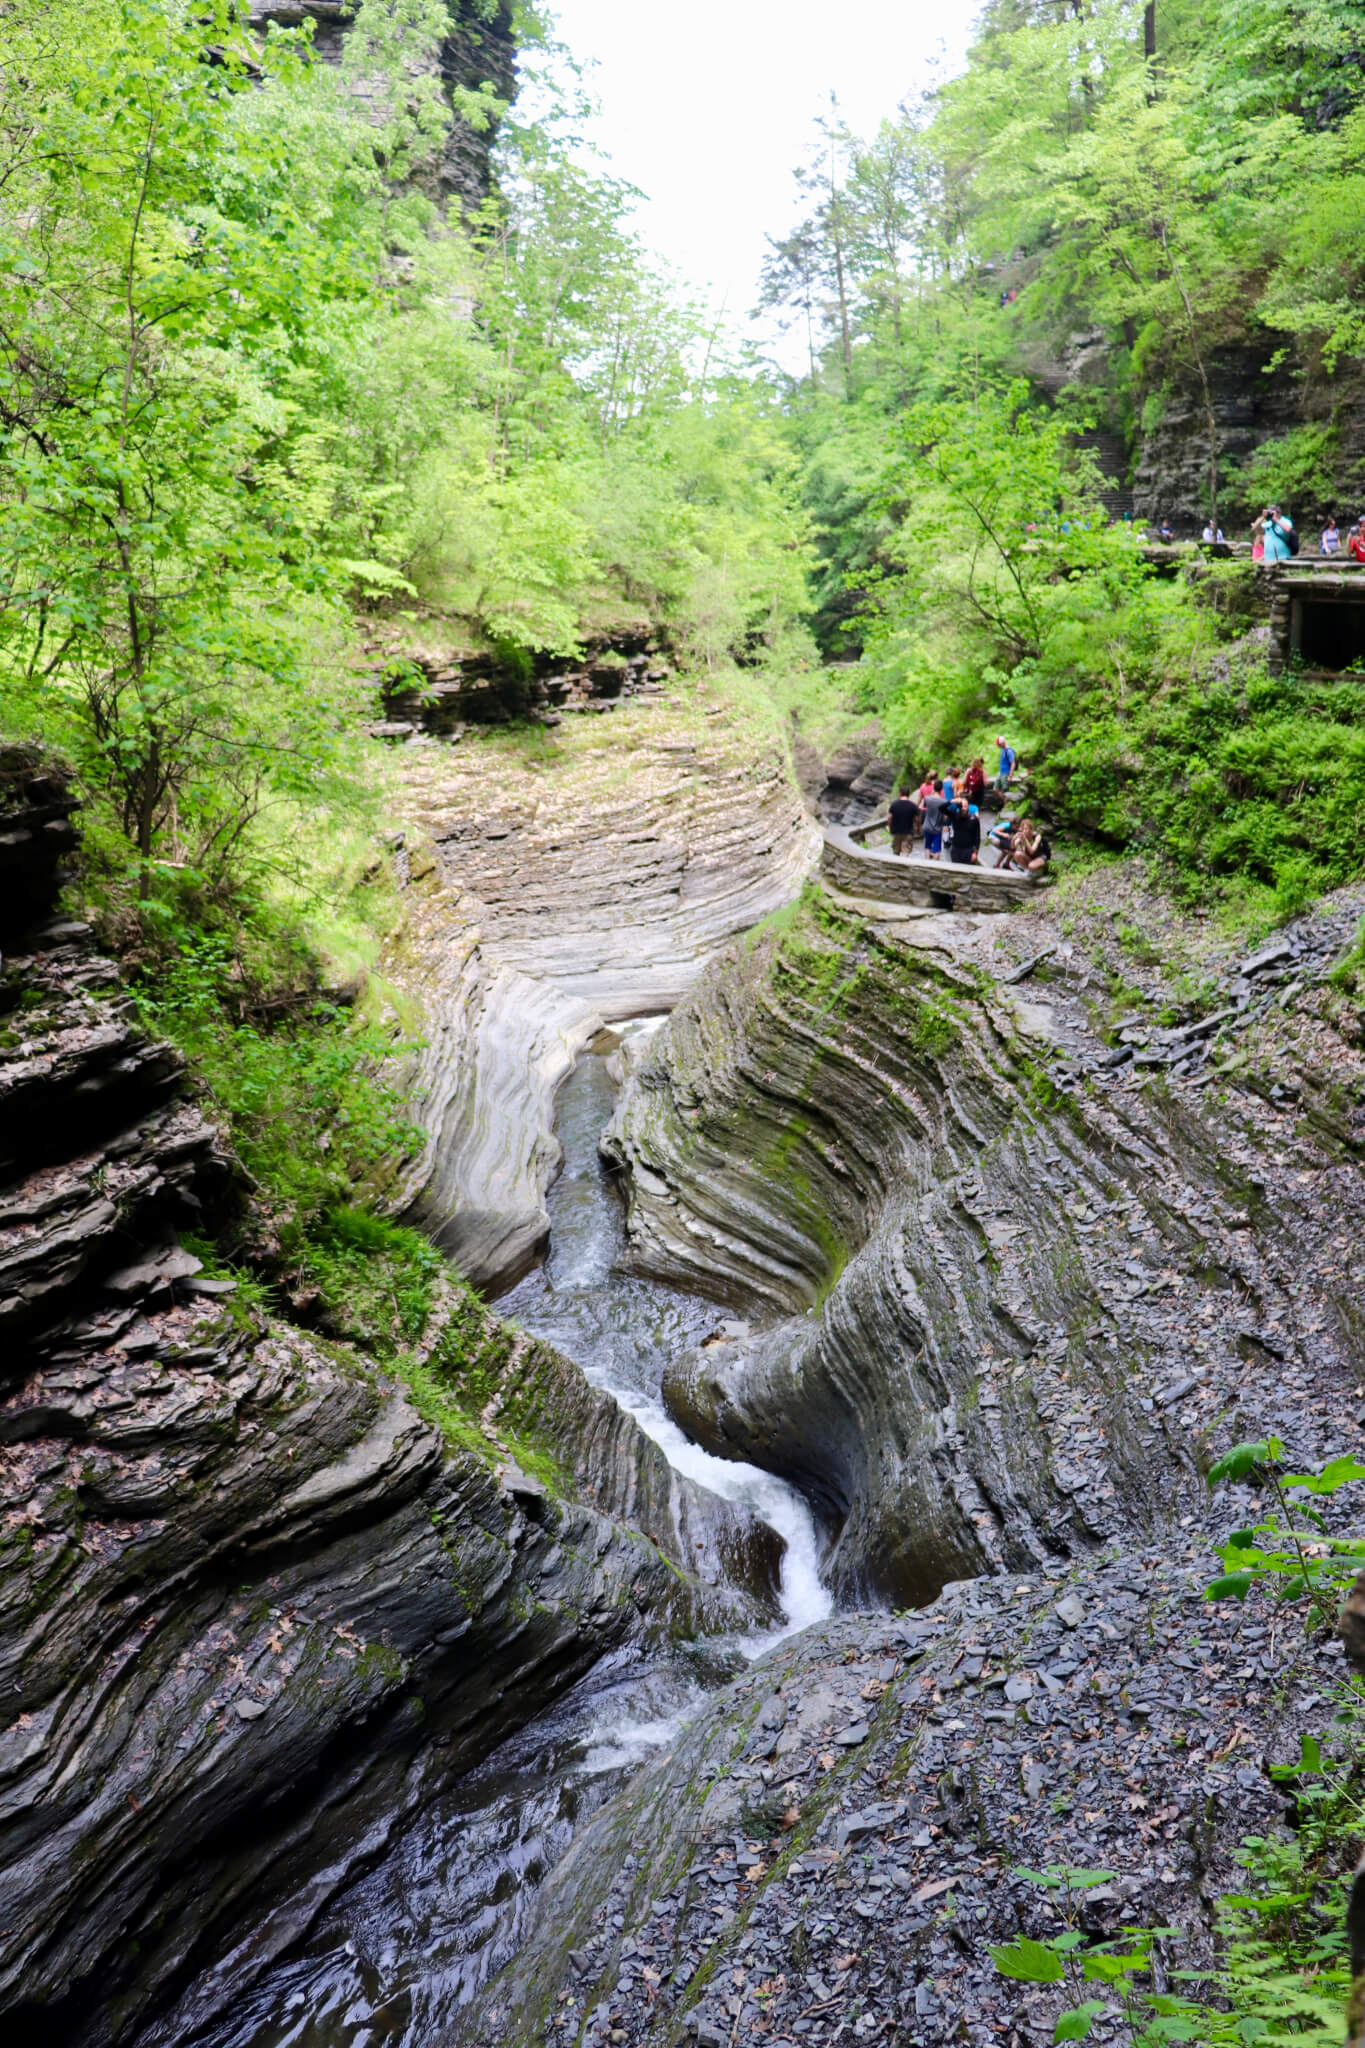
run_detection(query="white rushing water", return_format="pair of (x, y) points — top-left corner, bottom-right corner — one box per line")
(497, 1025), (832, 1648)
(596, 1373), (832, 1647)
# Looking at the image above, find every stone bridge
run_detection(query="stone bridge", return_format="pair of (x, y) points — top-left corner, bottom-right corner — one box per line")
(820, 815), (1047, 913)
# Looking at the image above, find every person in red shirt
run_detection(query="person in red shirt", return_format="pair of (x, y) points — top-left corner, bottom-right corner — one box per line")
(1348, 521), (1365, 563)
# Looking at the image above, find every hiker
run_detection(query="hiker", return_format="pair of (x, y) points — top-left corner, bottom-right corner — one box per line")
(963, 756), (987, 806)
(916, 770), (935, 813)
(1322, 515), (1342, 556)
(951, 802), (982, 865)
(1250, 512), (1266, 562)
(986, 814), (1017, 863)
(1023, 828), (1052, 874)
(942, 766), (957, 806)
(888, 785), (920, 857)
(1262, 505), (1295, 562)
(997, 818), (1038, 872)
(1157, 516), (1174, 542)
(994, 735), (1017, 791)
(1201, 519), (1226, 544)
(1348, 521), (1365, 564)
(921, 779), (947, 860)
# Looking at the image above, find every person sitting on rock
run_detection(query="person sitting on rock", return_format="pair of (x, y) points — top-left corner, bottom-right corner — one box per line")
(950, 802), (982, 865)
(888, 785), (920, 857)
(921, 779), (947, 860)
(986, 814), (1016, 863)
(1322, 515), (1342, 556)
(1349, 522), (1365, 564)
(997, 818), (1039, 872)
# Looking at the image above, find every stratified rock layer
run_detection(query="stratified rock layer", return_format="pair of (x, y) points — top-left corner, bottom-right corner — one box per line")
(0, 761), (779, 2048)
(608, 891), (1365, 1605)
(464, 1540), (1355, 2048)
(383, 699), (820, 1290)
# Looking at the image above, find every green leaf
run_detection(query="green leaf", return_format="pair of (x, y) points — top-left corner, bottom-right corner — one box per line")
(1282, 1455), (1365, 1495)
(1054, 2003), (1108, 2042)
(989, 1936), (1066, 1984)
(1208, 1443), (1272, 1485)
(1205, 1571), (1253, 1601)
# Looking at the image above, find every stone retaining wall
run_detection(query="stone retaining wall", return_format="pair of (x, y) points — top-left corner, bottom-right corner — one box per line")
(820, 826), (1042, 913)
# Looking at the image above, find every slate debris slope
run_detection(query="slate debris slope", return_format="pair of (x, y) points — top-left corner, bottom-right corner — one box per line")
(469, 1551), (1347, 2048)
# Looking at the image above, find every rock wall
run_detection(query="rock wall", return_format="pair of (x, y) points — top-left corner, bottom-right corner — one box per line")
(466, 1547), (1350, 2048)
(1129, 341), (1365, 533)
(382, 703), (821, 1290)
(0, 753), (778, 2048)
(245, 0), (516, 211)
(606, 890), (1365, 1607)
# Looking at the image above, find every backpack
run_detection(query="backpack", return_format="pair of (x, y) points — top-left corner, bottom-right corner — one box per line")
(1286, 524), (1300, 556)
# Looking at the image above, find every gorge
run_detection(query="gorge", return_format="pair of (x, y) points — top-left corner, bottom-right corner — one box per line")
(5, 0), (1365, 2042)
(5, 675), (1365, 2045)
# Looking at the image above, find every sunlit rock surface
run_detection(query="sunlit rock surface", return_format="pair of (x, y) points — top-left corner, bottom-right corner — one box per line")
(384, 701), (820, 1290)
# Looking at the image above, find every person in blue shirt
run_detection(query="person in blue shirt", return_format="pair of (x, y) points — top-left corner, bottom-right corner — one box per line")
(995, 736), (1017, 791)
(1322, 516), (1341, 556)
(1262, 506), (1294, 562)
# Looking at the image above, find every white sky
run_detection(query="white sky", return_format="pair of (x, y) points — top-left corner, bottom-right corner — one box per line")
(543, 0), (979, 371)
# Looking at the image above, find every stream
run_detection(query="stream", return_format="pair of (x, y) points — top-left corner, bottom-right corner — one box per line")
(187, 1031), (830, 2048)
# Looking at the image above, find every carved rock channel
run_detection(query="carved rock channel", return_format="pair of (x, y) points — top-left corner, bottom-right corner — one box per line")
(0, 749), (779, 2048)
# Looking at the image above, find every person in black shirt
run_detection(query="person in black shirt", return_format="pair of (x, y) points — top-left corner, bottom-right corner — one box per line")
(950, 802), (981, 864)
(888, 786), (920, 855)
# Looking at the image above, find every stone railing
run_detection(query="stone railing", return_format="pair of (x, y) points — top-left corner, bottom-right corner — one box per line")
(821, 818), (1046, 913)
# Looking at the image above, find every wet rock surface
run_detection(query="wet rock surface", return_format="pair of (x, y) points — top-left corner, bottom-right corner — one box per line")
(466, 1546), (1343, 2047)
(0, 777), (777, 2048)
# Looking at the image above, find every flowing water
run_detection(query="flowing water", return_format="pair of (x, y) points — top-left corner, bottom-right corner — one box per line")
(183, 1030), (830, 2048)
(498, 1028), (831, 1646)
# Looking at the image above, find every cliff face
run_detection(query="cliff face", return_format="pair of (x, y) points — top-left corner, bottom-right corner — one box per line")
(383, 701), (821, 1292)
(606, 889), (1365, 1607)
(1112, 339), (1364, 532)
(0, 751), (778, 2048)
(245, 0), (517, 210)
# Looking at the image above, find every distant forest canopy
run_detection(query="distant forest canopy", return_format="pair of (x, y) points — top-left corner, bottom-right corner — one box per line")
(762, 0), (1365, 551)
(760, 0), (1365, 920)
(0, 0), (812, 932)
(2, 0), (1364, 950)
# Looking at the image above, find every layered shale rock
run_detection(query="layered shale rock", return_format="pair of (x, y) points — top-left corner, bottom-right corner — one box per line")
(382, 701), (820, 1290)
(0, 763), (779, 2048)
(467, 1537), (1359, 2048)
(384, 855), (602, 1292)
(607, 890), (1365, 1606)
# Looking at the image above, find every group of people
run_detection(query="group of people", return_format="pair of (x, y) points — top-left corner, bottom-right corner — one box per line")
(1318, 515), (1365, 561)
(884, 737), (1051, 874)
